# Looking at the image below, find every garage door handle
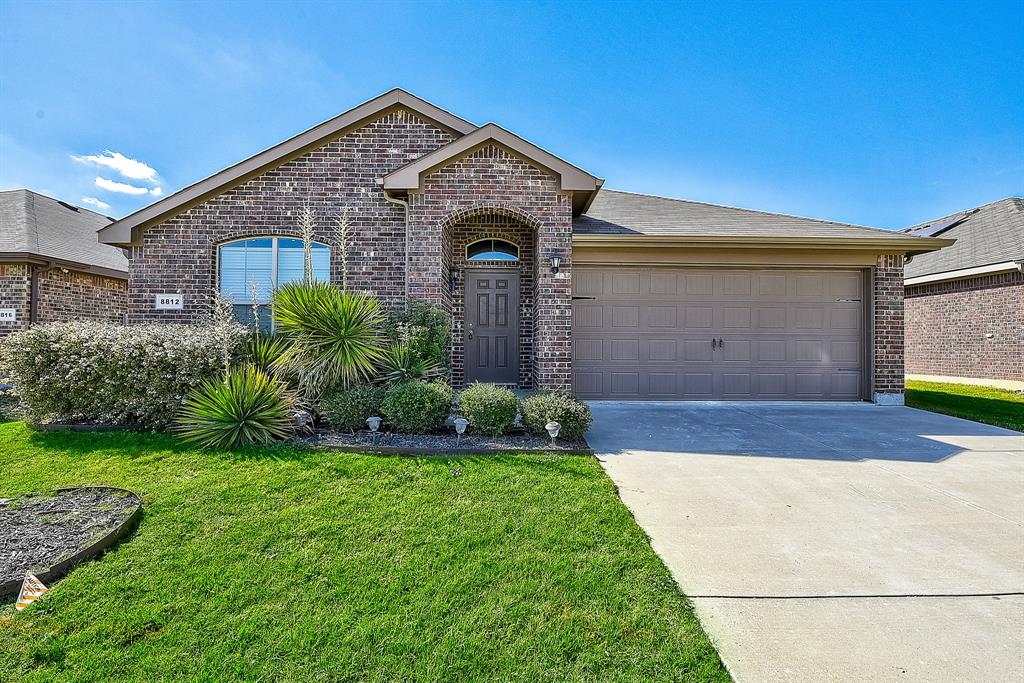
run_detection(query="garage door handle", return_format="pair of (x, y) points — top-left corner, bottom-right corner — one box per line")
(711, 338), (717, 349)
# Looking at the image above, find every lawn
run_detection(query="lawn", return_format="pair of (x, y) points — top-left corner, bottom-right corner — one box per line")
(0, 422), (728, 683)
(906, 380), (1024, 432)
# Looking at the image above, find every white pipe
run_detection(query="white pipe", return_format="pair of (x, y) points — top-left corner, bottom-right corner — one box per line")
(382, 189), (410, 309)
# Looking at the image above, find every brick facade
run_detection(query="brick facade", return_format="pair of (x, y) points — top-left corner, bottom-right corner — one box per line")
(127, 109), (455, 323)
(905, 270), (1023, 381)
(872, 254), (905, 403)
(0, 263), (127, 337)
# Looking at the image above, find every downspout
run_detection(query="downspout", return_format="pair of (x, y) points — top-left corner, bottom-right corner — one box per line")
(29, 262), (58, 324)
(382, 189), (411, 310)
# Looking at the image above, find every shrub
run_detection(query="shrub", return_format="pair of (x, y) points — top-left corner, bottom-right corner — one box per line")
(175, 365), (296, 449)
(243, 334), (290, 374)
(0, 321), (248, 428)
(376, 340), (443, 386)
(520, 391), (592, 439)
(458, 383), (519, 435)
(319, 383), (386, 432)
(273, 282), (386, 394)
(381, 380), (453, 433)
(384, 302), (450, 372)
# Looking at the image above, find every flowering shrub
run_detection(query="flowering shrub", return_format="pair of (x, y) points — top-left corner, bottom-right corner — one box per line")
(0, 321), (247, 428)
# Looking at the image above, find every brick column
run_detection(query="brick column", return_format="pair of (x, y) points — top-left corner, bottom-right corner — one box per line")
(873, 254), (905, 404)
(533, 220), (573, 390)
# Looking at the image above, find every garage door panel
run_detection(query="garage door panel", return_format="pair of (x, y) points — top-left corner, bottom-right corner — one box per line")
(572, 268), (865, 400)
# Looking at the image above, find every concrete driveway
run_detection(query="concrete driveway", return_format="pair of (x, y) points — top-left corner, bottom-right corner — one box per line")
(587, 402), (1024, 683)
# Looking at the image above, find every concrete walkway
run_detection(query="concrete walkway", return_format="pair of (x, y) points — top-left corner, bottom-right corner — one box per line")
(587, 402), (1024, 683)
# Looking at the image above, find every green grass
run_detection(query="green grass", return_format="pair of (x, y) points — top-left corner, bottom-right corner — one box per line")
(0, 422), (728, 683)
(906, 380), (1024, 431)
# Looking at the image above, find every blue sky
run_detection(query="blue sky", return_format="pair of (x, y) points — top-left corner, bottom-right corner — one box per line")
(1, 0), (1021, 229)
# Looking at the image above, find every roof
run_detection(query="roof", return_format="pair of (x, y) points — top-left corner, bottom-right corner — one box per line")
(902, 197), (1024, 278)
(0, 189), (127, 276)
(99, 88), (478, 247)
(383, 123), (602, 215)
(574, 189), (952, 253)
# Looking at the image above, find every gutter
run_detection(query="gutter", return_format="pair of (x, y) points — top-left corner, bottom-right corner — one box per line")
(904, 260), (1024, 286)
(381, 188), (411, 308)
(571, 234), (954, 255)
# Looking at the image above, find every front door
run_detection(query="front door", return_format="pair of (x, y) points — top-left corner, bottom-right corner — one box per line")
(465, 270), (520, 384)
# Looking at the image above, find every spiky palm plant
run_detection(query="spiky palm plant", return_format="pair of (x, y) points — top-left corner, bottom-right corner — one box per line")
(272, 281), (385, 394)
(175, 365), (296, 449)
(376, 340), (443, 386)
(243, 334), (290, 375)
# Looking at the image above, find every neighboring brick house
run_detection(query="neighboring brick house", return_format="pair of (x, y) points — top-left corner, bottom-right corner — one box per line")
(98, 89), (949, 403)
(0, 189), (128, 337)
(903, 198), (1023, 387)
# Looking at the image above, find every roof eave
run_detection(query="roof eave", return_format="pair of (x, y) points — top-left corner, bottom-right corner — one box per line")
(0, 252), (128, 279)
(571, 234), (955, 253)
(98, 88), (478, 248)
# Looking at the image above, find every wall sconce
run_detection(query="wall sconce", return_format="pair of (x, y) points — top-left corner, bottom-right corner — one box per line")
(547, 252), (562, 274)
(450, 268), (458, 294)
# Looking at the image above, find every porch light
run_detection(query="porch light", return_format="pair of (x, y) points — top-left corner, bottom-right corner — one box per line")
(545, 421), (561, 445)
(454, 417), (469, 446)
(450, 268), (458, 294)
(547, 252), (561, 274)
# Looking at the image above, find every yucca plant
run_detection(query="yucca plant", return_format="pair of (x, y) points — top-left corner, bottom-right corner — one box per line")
(175, 365), (296, 449)
(272, 281), (385, 395)
(243, 334), (290, 374)
(376, 339), (443, 386)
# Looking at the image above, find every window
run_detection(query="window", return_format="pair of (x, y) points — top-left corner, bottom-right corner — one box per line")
(466, 238), (519, 262)
(219, 237), (330, 327)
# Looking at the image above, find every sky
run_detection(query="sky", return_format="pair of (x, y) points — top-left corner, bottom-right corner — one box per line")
(1, 0), (1021, 229)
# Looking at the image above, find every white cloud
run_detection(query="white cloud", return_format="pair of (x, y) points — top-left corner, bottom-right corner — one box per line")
(73, 150), (158, 182)
(95, 176), (163, 196)
(81, 196), (111, 210)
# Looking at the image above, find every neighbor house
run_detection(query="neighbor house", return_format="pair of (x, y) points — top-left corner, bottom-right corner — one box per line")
(903, 198), (1023, 387)
(1, 189), (128, 336)
(97, 89), (949, 403)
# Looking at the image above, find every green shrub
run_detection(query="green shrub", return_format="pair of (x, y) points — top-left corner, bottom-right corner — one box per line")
(376, 340), (443, 386)
(381, 380), (453, 433)
(521, 391), (592, 439)
(458, 383), (519, 435)
(273, 282), (386, 394)
(0, 321), (247, 428)
(175, 365), (296, 449)
(319, 383), (386, 432)
(384, 302), (450, 372)
(243, 334), (290, 374)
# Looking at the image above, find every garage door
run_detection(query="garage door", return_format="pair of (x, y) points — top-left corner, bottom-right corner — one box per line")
(572, 268), (866, 400)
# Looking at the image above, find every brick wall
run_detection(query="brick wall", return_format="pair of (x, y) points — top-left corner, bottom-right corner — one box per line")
(0, 263), (127, 338)
(408, 144), (574, 390)
(872, 254), (905, 403)
(127, 108), (455, 323)
(36, 268), (127, 324)
(0, 263), (31, 337)
(905, 269), (1023, 381)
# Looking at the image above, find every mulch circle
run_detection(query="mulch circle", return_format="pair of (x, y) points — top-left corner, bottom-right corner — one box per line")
(0, 486), (142, 598)
(307, 430), (592, 455)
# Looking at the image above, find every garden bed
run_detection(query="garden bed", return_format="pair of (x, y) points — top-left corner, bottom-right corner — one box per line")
(307, 429), (591, 455)
(0, 486), (142, 597)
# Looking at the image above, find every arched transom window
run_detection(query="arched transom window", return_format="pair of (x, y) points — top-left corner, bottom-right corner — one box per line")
(219, 237), (330, 323)
(466, 238), (519, 262)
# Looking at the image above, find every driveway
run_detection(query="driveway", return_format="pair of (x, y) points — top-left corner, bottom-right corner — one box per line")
(587, 402), (1024, 683)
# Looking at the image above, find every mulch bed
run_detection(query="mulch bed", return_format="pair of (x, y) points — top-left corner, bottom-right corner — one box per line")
(306, 430), (591, 455)
(1, 487), (142, 596)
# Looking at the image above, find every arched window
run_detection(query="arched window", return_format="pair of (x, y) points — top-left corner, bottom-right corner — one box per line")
(219, 237), (330, 326)
(466, 238), (519, 262)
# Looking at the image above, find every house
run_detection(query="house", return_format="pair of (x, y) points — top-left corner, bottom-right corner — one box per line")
(1, 189), (128, 336)
(96, 89), (950, 403)
(903, 198), (1023, 387)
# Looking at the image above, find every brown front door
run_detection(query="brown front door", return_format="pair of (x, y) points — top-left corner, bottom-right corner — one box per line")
(465, 270), (520, 384)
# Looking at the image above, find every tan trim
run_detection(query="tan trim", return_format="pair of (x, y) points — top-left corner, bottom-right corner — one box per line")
(0, 252), (128, 279)
(383, 123), (601, 215)
(98, 89), (477, 248)
(572, 234), (953, 255)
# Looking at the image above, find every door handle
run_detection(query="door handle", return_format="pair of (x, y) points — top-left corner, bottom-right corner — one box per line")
(467, 329), (473, 340)
(711, 338), (717, 349)
(718, 338), (724, 347)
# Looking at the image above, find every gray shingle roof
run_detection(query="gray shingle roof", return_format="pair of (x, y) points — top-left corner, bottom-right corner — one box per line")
(575, 189), (911, 239)
(902, 198), (1024, 278)
(0, 189), (128, 274)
